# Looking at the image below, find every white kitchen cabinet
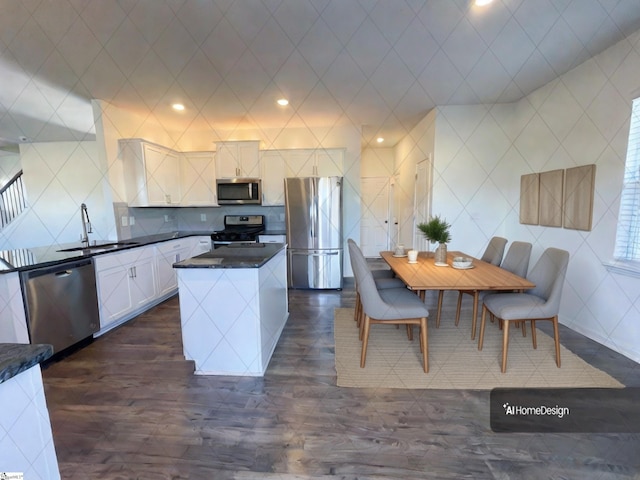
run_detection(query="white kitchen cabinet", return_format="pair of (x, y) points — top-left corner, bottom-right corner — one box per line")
(259, 148), (344, 205)
(258, 234), (286, 243)
(260, 150), (286, 206)
(286, 149), (315, 177)
(180, 151), (217, 206)
(215, 141), (260, 178)
(120, 139), (181, 206)
(94, 245), (157, 331)
(156, 240), (191, 297)
(189, 236), (212, 257)
(315, 149), (344, 177)
(284, 148), (344, 177)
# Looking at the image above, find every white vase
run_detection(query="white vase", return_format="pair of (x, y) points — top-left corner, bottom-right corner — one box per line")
(435, 242), (447, 264)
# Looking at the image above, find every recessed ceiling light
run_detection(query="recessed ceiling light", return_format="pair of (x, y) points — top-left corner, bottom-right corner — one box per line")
(277, 98), (289, 106)
(172, 103), (185, 111)
(475, 0), (493, 6)
(376, 137), (384, 143)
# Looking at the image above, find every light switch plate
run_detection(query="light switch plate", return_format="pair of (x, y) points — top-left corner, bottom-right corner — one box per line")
(129, 216), (135, 225)
(200, 213), (207, 222)
(121, 216), (128, 227)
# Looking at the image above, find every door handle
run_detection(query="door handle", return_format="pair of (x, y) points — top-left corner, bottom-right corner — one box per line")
(55, 270), (72, 277)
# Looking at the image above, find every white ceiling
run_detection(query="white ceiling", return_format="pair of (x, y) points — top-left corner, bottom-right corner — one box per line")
(1, 0), (640, 151)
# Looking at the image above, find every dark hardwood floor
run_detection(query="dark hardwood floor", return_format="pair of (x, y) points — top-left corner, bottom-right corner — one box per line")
(42, 285), (640, 479)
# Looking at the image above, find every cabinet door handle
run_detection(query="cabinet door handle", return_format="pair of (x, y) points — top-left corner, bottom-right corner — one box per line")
(129, 267), (134, 278)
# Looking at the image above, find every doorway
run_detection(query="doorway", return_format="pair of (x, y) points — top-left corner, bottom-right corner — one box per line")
(360, 177), (391, 257)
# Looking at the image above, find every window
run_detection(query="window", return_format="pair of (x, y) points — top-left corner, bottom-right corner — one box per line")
(615, 97), (640, 262)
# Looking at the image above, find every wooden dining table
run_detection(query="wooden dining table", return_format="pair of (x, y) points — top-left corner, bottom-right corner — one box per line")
(380, 250), (535, 339)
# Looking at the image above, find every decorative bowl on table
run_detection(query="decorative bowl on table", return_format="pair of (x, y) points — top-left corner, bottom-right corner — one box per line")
(452, 256), (473, 269)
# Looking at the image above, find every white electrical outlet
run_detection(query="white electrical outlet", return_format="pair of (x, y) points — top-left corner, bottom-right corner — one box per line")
(200, 213), (207, 222)
(121, 216), (128, 227)
(129, 216), (135, 225)
(164, 214), (170, 222)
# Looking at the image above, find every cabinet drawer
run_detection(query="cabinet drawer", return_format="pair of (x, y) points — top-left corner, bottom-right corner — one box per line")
(259, 235), (286, 243)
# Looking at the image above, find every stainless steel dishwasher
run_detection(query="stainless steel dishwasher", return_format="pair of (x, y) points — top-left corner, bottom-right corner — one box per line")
(20, 258), (100, 354)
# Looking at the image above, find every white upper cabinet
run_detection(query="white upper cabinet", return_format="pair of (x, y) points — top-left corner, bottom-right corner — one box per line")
(260, 150), (286, 206)
(180, 151), (217, 206)
(215, 141), (260, 178)
(120, 139), (181, 206)
(285, 148), (344, 177)
(286, 149), (315, 177)
(259, 148), (344, 206)
(315, 149), (344, 177)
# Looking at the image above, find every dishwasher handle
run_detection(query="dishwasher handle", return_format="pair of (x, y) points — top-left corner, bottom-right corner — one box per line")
(20, 258), (94, 280)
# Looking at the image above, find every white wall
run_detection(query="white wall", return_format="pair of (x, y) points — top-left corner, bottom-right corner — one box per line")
(0, 141), (115, 249)
(421, 30), (640, 363)
(432, 103), (519, 257)
(394, 109), (436, 249)
(0, 152), (21, 185)
(361, 147), (394, 177)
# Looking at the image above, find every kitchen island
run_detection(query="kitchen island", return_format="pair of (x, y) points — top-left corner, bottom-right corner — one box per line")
(0, 343), (60, 478)
(174, 243), (288, 376)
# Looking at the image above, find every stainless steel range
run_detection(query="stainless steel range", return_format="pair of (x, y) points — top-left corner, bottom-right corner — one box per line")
(211, 215), (266, 249)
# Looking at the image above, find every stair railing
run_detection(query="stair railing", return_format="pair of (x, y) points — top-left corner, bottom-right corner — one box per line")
(0, 170), (27, 228)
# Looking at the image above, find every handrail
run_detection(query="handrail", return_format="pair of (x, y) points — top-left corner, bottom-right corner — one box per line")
(0, 170), (27, 228)
(0, 169), (23, 197)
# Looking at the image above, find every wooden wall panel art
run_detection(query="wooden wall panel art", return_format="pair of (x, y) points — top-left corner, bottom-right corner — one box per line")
(538, 169), (564, 227)
(563, 164), (596, 231)
(519, 173), (539, 225)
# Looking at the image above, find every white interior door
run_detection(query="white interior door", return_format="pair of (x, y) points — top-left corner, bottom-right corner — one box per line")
(360, 177), (391, 257)
(413, 158), (432, 252)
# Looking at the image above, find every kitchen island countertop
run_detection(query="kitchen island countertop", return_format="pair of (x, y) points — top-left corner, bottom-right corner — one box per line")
(0, 343), (53, 384)
(174, 243), (285, 269)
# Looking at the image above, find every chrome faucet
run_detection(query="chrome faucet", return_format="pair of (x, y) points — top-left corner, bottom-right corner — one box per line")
(80, 203), (92, 246)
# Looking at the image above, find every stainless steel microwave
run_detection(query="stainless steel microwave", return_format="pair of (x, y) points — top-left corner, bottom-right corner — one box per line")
(216, 178), (262, 205)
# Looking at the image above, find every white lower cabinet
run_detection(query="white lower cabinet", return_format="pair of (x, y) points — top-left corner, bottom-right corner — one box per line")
(190, 236), (212, 257)
(258, 234), (286, 243)
(156, 240), (191, 297)
(94, 237), (212, 335)
(95, 245), (157, 332)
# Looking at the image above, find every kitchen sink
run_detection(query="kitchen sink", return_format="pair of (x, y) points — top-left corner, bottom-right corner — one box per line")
(57, 241), (139, 253)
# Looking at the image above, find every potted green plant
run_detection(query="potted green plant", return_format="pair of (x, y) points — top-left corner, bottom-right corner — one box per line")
(417, 215), (451, 265)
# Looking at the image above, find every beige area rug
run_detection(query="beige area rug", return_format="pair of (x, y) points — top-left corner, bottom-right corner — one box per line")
(334, 307), (623, 389)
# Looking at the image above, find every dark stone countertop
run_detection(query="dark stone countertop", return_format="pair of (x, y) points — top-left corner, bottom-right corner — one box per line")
(0, 343), (53, 385)
(174, 243), (286, 269)
(0, 231), (214, 274)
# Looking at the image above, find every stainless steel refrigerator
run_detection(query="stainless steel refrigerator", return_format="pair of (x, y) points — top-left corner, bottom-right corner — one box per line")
(284, 176), (343, 289)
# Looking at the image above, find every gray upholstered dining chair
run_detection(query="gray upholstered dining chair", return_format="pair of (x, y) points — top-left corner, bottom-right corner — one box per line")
(454, 240), (532, 329)
(477, 247), (570, 373)
(348, 239), (406, 327)
(437, 236), (507, 334)
(350, 241), (430, 372)
(481, 236), (508, 265)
